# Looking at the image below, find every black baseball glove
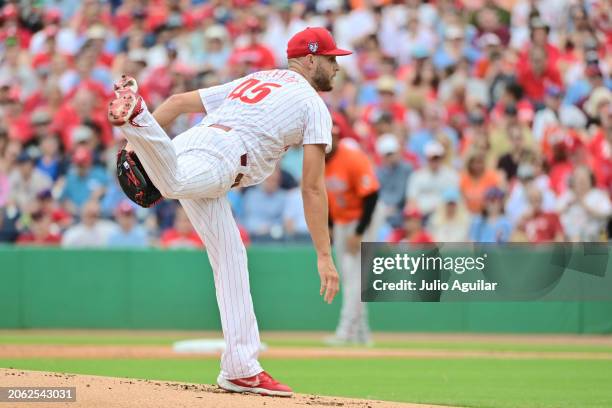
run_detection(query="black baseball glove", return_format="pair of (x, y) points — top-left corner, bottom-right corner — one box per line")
(116, 148), (162, 208)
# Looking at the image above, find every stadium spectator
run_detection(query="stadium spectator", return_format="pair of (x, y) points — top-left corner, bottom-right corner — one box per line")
(16, 209), (61, 246)
(497, 126), (530, 182)
(374, 134), (412, 223)
(0, 138), (22, 205)
(0, 205), (19, 243)
(60, 146), (108, 214)
(70, 125), (95, 152)
(432, 25), (471, 71)
(242, 168), (286, 241)
(469, 187), (512, 243)
(61, 200), (116, 247)
(557, 166), (612, 242)
(490, 82), (533, 126)
(404, 55), (439, 111)
(506, 156), (558, 226)
(0, 168), (8, 208)
(0, 0), (609, 245)
(522, 17), (560, 66)
(35, 189), (72, 230)
(459, 152), (502, 214)
(107, 200), (149, 248)
(8, 150), (52, 212)
(532, 86), (586, 142)
(387, 207), (433, 244)
(460, 111), (489, 160)
(393, 12), (436, 66)
(517, 46), (563, 107)
(429, 188), (470, 242)
(52, 87), (112, 149)
(489, 103), (535, 160)
(587, 103), (612, 199)
(361, 75), (406, 130)
(544, 131), (579, 197)
(36, 131), (67, 182)
(514, 185), (565, 243)
(406, 141), (459, 217)
(228, 17), (276, 75)
(195, 25), (232, 72)
(159, 205), (203, 249)
(262, 2), (308, 67)
(408, 104), (458, 164)
(29, 109), (52, 143)
(100, 172), (135, 219)
(283, 187), (310, 242)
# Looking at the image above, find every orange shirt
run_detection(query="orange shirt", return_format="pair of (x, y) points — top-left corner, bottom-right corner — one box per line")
(325, 141), (379, 224)
(459, 170), (501, 213)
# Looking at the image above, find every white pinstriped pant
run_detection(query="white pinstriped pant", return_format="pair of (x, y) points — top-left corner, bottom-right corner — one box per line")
(120, 110), (262, 380)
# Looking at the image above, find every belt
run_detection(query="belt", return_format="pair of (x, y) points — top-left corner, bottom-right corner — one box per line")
(232, 153), (247, 187)
(209, 123), (232, 132)
(209, 124), (246, 188)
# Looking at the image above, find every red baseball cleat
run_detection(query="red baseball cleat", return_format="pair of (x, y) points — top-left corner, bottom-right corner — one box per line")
(108, 75), (144, 127)
(217, 371), (293, 397)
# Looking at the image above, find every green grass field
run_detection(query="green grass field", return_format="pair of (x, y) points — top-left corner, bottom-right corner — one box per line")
(3, 334), (612, 353)
(1, 332), (612, 408)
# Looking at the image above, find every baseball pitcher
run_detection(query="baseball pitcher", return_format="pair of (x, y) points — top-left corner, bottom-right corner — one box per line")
(109, 27), (350, 397)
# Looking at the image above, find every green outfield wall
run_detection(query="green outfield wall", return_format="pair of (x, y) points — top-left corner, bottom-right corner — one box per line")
(1, 247), (611, 333)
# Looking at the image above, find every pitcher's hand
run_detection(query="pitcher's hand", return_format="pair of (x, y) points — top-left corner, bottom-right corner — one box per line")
(318, 255), (339, 304)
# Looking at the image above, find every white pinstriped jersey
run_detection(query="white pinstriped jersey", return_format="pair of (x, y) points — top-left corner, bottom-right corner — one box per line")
(198, 69), (332, 186)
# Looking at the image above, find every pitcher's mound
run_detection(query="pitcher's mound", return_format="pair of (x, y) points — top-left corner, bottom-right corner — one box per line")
(1, 368), (450, 408)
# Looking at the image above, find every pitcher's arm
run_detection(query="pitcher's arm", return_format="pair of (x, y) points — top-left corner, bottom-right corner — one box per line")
(152, 91), (206, 128)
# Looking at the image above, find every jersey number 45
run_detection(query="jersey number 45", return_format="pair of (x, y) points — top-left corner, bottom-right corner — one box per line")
(228, 79), (282, 104)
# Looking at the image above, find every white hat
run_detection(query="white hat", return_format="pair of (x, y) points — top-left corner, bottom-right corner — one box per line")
(71, 126), (93, 143)
(204, 25), (227, 40)
(560, 107), (587, 129)
(477, 33), (501, 48)
(86, 25), (106, 40)
(585, 87), (612, 118)
(376, 75), (396, 93)
(424, 140), (445, 158)
(376, 134), (400, 156)
(316, 0), (341, 13)
(128, 48), (148, 63)
(445, 25), (464, 40)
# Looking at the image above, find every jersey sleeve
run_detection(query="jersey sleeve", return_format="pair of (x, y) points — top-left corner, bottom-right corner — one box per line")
(198, 77), (242, 113)
(302, 96), (332, 153)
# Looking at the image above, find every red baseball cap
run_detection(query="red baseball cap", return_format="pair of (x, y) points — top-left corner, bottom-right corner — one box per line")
(115, 200), (136, 216)
(287, 27), (352, 59)
(73, 146), (93, 166)
(403, 207), (423, 219)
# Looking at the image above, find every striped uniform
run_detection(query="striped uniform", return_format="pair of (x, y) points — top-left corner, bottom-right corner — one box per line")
(119, 69), (331, 380)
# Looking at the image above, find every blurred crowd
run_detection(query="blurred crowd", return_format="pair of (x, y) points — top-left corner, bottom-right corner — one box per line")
(0, 0), (610, 247)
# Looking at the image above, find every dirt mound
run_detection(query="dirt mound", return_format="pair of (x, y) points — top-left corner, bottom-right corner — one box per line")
(0, 369), (451, 408)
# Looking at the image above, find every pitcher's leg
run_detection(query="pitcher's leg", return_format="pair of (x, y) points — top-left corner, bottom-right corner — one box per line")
(119, 110), (226, 199)
(180, 196), (263, 379)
